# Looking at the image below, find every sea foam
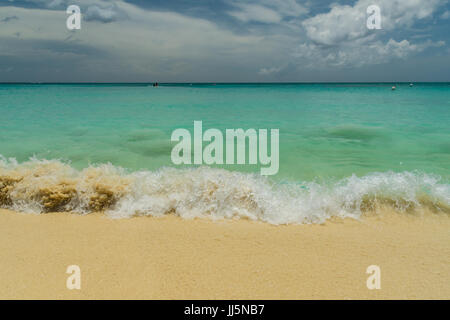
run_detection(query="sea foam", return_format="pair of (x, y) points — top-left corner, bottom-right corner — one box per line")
(0, 155), (448, 224)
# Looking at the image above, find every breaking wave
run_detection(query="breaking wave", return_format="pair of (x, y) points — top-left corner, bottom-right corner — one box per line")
(0, 156), (449, 224)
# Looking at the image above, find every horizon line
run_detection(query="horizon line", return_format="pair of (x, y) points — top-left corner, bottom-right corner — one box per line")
(1, 81), (450, 85)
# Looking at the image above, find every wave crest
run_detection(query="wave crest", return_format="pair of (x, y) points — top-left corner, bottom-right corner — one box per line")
(1, 156), (449, 224)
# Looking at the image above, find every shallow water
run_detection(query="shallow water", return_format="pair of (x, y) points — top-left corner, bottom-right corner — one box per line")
(1, 83), (449, 222)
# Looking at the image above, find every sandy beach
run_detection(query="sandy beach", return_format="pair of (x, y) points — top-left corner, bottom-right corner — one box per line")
(0, 208), (448, 299)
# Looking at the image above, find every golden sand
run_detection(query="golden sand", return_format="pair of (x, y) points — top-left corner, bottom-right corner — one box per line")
(0, 208), (448, 299)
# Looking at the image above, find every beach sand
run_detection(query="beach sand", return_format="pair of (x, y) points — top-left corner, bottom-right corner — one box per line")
(0, 208), (448, 299)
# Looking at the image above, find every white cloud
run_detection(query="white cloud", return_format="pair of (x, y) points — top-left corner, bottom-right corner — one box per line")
(302, 0), (445, 46)
(84, 3), (127, 23)
(293, 38), (445, 68)
(258, 66), (282, 75)
(18, 0), (128, 22)
(228, 4), (282, 23)
(228, 0), (308, 24)
(292, 0), (447, 69)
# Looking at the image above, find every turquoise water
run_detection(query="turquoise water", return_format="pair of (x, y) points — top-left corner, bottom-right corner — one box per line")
(1, 83), (449, 180)
(0, 83), (449, 222)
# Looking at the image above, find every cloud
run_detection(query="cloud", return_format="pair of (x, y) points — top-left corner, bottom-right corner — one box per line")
(228, 4), (282, 23)
(258, 66), (282, 75)
(0, 0), (448, 81)
(11, 0), (65, 8)
(0, 15), (19, 23)
(293, 38), (445, 68)
(17, 0), (127, 23)
(228, 0), (308, 24)
(302, 0), (445, 46)
(265, 0), (309, 18)
(0, 2), (283, 81)
(84, 4), (127, 23)
(290, 0), (448, 69)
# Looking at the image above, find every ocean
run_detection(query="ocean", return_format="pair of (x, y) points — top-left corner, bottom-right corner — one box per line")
(0, 83), (449, 223)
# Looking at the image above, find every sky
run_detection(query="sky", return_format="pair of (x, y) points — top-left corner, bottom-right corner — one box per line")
(0, 0), (449, 82)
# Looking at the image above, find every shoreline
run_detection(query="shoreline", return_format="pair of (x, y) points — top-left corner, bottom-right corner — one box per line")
(0, 208), (448, 299)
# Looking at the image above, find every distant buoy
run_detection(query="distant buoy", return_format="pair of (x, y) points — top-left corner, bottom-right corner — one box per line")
(392, 86), (396, 90)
